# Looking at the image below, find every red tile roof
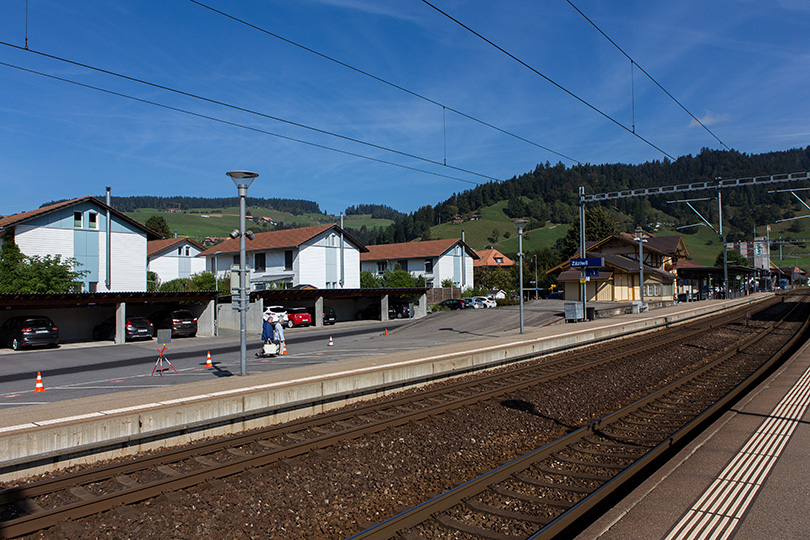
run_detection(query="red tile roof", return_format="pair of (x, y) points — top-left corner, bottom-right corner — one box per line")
(0, 196), (162, 239)
(147, 237), (205, 258)
(198, 224), (366, 256)
(360, 238), (478, 261)
(473, 249), (514, 267)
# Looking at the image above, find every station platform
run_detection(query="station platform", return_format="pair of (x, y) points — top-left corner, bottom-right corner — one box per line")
(0, 294), (773, 482)
(576, 312), (810, 540)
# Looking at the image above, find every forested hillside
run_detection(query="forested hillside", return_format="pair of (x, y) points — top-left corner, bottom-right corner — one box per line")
(348, 147), (810, 246)
(42, 196), (323, 216)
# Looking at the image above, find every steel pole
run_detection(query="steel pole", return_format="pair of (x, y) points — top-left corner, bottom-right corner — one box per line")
(518, 228), (524, 334)
(239, 184), (247, 376)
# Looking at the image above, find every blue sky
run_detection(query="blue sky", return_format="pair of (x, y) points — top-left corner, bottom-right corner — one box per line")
(1, 0), (808, 217)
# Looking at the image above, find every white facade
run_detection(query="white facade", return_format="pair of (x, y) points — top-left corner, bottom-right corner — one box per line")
(204, 226), (362, 290)
(10, 199), (149, 292)
(360, 242), (475, 289)
(148, 240), (206, 284)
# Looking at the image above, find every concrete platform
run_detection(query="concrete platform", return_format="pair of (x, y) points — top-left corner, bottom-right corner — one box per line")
(0, 294), (771, 482)
(576, 301), (810, 540)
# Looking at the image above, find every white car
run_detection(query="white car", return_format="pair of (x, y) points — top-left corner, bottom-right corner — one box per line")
(263, 305), (289, 323)
(473, 296), (497, 308)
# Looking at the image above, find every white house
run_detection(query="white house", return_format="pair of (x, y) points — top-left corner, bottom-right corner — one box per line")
(199, 224), (367, 290)
(0, 196), (160, 292)
(360, 238), (477, 289)
(147, 237), (207, 284)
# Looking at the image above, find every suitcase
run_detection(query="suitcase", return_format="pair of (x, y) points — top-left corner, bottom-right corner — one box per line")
(262, 342), (280, 356)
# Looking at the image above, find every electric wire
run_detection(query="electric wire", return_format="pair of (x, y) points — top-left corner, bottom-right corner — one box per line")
(564, 0), (729, 150)
(0, 40), (497, 182)
(419, 0), (677, 161)
(0, 60), (480, 186)
(189, 0), (582, 166)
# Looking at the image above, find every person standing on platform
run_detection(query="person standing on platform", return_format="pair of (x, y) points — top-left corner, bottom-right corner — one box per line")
(273, 315), (286, 354)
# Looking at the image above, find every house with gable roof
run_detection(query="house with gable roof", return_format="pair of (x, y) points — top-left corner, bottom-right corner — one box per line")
(548, 233), (688, 304)
(360, 238), (478, 289)
(147, 237), (207, 284)
(0, 196), (161, 292)
(198, 224), (366, 290)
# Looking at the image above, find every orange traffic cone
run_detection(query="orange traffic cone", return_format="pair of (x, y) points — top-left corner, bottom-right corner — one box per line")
(384, 328), (388, 336)
(328, 336), (334, 346)
(281, 342), (287, 355)
(34, 372), (46, 393)
(205, 351), (213, 368)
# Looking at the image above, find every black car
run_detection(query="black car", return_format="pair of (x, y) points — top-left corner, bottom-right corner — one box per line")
(93, 316), (153, 341)
(0, 316), (59, 350)
(391, 303), (411, 318)
(356, 304), (397, 320)
(547, 291), (564, 300)
(438, 299), (467, 310)
(306, 306), (337, 325)
(148, 309), (197, 337)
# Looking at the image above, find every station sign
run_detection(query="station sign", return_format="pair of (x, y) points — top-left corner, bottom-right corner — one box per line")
(585, 268), (600, 277)
(570, 257), (604, 268)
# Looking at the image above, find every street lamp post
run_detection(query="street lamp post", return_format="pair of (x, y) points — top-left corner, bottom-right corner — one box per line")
(635, 227), (647, 310)
(227, 170), (258, 376)
(534, 254), (538, 300)
(513, 219), (528, 334)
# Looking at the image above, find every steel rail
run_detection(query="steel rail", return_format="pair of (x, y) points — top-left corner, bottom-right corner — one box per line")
(0, 299), (779, 538)
(348, 294), (808, 539)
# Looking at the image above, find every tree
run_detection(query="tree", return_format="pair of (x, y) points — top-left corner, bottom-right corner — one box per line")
(147, 271), (160, 292)
(145, 215), (172, 239)
(0, 233), (87, 293)
(383, 265), (422, 288)
(715, 249), (748, 267)
(558, 207), (618, 257)
(360, 270), (382, 288)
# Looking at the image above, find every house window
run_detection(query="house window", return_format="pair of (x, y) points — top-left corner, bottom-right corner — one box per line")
(254, 252), (266, 272)
(377, 262), (386, 275)
(233, 255), (239, 265)
(88, 213), (97, 229)
(185, 246), (190, 256)
(284, 250), (293, 271)
(397, 260), (408, 271)
(179, 247), (183, 255)
(495, 257), (503, 264)
(74, 211), (82, 228)
(425, 259), (433, 273)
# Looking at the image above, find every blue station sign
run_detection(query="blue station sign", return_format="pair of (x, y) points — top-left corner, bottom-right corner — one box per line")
(570, 257), (604, 268)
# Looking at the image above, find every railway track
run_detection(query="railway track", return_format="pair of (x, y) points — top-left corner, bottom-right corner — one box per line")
(349, 294), (810, 540)
(0, 296), (790, 539)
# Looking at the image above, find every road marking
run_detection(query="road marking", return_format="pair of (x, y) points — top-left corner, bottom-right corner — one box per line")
(665, 360), (810, 539)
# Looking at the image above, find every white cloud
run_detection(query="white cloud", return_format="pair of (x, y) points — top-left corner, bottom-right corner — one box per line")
(689, 112), (733, 128)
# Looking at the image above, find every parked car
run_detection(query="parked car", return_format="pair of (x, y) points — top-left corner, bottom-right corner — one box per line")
(438, 299), (467, 310)
(356, 304), (396, 320)
(285, 307), (312, 328)
(547, 291), (564, 300)
(306, 306), (337, 325)
(148, 309), (197, 338)
(93, 316), (153, 341)
(263, 305), (289, 323)
(473, 296), (497, 308)
(0, 316), (59, 350)
(462, 298), (482, 309)
(391, 303), (411, 318)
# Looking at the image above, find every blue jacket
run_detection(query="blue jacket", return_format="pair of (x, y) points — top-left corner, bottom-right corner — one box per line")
(261, 320), (275, 342)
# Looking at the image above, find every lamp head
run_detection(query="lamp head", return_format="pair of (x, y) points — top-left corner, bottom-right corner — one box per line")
(226, 170), (259, 188)
(512, 219), (528, 233)
(230, 229), (240, 239)
(245, 230), (255, 241)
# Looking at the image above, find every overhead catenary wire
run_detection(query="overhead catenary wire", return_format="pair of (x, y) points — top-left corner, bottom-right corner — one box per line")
(189, 0), (582, 166)
(563, 0), (729, 150)
(0, 40), (497, 183)
(0, 61), (481, 186)
(419, 0), (677, 161)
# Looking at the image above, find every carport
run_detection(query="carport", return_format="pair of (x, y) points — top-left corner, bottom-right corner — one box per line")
(227, 287), (429, 331)
(0, 291), (217, 345)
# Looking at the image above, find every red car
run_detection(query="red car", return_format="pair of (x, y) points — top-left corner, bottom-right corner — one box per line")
(285, 307), (312, 328)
